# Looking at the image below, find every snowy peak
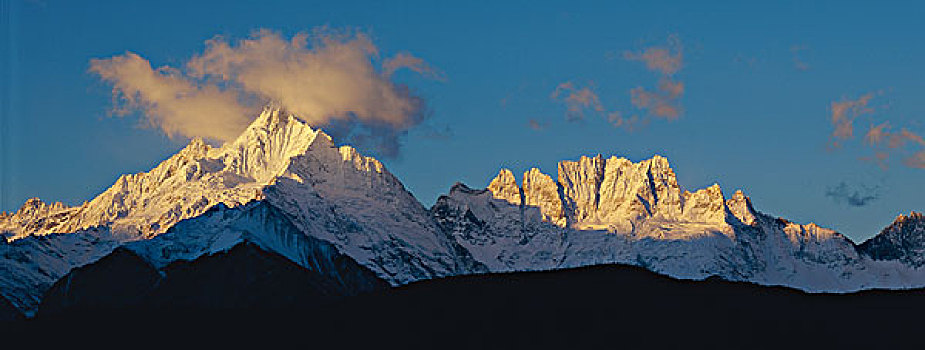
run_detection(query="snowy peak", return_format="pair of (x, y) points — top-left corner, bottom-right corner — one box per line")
(858, 212), (925, 266)
(8, 104), (925, 319)
(488, 169), (522, 205)
(2, 198), (72, 220)
(439, 153), (896, 293)
(0, 106), (332, 240)
(558, 154), (607, 223)
(681, 184), (726, 225)
(223, 106), (321, 183)
(1, 103), (481, 314)
(0, 198), (78, 240)
(522, 168), (567, 226)
(726, 190), (757, 225)
(562, 154), (686, 227)
(481, 154), (744, 232)
(486, 168), (567, 225)
(893, 211), (925, 226)
(20, 198), (70, 213)
(178, 137), (211, 159)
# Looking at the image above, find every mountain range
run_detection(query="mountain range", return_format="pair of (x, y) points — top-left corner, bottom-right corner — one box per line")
(2, 106), (924, 319)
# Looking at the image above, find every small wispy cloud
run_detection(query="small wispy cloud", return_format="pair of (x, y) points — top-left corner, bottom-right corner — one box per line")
(550, 81), (604, 122)
(624, 35), (685, 120)
(382, 52), (446, 80)
(548, 35), (684, 131)
(624, 35), (683, 76)
(825, 181), (880, 207)
(829, 93), (875, 147)
(629, 78), (684, 120)
(864, 122), (925, 149)
(860, 118), (925, 169)
(828, 92), (925, 170)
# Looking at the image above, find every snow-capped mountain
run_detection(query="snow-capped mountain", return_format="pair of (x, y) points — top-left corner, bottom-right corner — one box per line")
(858, 212), (925, 267)
(434, 159), (925, 291)
(2, 105), (924, 317)
(1, 106), (479, 315)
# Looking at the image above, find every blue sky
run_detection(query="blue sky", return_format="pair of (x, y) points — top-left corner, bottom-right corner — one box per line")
(3, 0), (924, 242)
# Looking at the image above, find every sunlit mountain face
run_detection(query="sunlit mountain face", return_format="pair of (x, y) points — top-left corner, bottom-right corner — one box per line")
(2, 107), (924, 324)
(4, 2), (925, 347)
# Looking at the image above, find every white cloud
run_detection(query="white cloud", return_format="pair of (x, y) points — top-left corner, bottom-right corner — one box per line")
(91, 28), (439, 157)
(89, 52), (250, 142)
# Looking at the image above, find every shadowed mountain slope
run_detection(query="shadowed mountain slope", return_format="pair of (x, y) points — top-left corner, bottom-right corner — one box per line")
(8, 262), (925, 348)
(38, 242), (388, 317)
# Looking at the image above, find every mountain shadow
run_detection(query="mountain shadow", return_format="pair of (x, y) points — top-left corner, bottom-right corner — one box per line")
(36, 241), (388, 317)
(8, 261), (925, 348)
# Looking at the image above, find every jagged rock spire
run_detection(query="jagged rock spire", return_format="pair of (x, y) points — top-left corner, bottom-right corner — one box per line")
(488, 169), (522, 205)
(483, 154), (746, 230)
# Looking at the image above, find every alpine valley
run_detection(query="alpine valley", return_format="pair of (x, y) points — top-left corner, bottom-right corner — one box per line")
(2, 106), (924, 324)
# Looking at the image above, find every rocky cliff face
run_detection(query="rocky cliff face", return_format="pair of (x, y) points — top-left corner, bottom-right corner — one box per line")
(433, 155), (925, 293)
(479, 155), (742, 234)
(0, 199), (78, 241)
(522, 168), (565, 226)
(858, 212), (925, 266)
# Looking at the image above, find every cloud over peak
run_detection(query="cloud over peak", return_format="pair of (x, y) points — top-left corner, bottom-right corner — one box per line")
(89, 52), (251, 142)
(90, 28), (439, 157)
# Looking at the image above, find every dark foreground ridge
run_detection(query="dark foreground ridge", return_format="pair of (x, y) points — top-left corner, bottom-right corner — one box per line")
(37, 242), (389, 316)
(4, 265), (925, 349)
(4, 252), (925, 348)
(0, 294), (22, 321)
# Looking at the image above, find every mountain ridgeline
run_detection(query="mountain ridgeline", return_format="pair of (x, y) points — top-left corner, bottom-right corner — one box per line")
(1, 106), (924, 319)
